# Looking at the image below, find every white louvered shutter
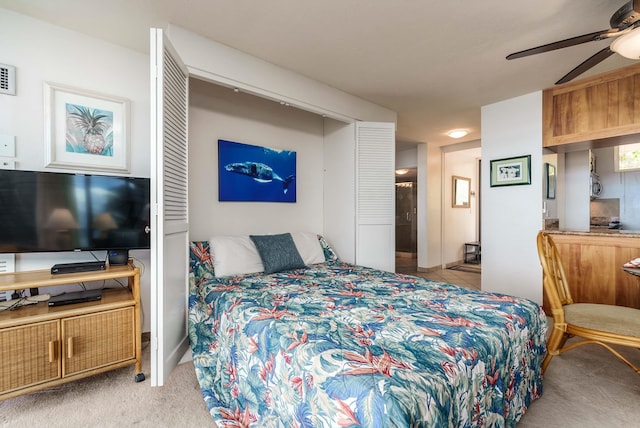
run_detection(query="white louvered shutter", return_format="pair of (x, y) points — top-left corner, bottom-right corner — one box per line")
(355, 122), (395, 271)
(150, 28), (190, 386)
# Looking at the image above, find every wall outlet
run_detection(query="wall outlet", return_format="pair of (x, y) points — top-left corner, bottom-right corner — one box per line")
(0, 158), (15, 169)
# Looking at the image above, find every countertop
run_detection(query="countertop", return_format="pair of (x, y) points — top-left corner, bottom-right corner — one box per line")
(545, 229), (640, 238)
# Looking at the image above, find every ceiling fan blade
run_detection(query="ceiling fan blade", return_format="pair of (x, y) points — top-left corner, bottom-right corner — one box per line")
(506, 29), (616, 60)
(635, 0), (640, 13)
(555, 47), (615, 84)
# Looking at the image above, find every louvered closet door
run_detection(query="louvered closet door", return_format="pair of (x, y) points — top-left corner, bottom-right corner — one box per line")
(150, 28), (190, 386)
(355, 122), (395, 272)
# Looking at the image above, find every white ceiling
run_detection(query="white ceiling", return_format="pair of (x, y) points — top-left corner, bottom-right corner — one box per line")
(1, 0), (637, 147)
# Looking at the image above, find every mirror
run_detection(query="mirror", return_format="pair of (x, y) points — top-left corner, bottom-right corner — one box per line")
(452, 176), (470, 208)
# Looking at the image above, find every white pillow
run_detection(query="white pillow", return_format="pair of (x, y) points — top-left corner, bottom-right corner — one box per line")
(291, 232), (325, 265)
(210, 235), (264, 278)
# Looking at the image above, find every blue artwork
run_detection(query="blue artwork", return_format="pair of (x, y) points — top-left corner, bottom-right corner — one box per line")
(218, 139), (296, 202)
(65, 103), (114, 156)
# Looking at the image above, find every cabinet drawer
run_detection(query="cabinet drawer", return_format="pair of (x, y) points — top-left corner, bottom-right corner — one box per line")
(62, 307), (135, 377)
(0, 321), (59, 394)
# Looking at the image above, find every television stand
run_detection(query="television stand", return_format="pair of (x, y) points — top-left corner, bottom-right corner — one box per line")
(0, 262), (143, 400)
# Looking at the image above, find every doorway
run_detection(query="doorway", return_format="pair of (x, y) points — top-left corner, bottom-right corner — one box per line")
(396, 168), (417, 262)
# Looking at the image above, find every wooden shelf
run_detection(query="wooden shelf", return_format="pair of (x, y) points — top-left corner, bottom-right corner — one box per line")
(0, 263), (143, 400)
(0, 264), (137, 293)
(0, 288), (134, 328)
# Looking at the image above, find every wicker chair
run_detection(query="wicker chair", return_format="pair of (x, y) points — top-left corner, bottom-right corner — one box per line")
(536, 231), (640, 374)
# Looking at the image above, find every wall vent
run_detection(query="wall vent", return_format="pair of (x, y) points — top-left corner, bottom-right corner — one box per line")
(0, 63), (16, 96)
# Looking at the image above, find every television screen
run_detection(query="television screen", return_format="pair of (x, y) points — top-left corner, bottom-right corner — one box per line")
(0, 170), (150, 253)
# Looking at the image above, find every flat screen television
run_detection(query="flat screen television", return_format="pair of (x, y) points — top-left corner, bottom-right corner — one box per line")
(0, 170), (150, 253)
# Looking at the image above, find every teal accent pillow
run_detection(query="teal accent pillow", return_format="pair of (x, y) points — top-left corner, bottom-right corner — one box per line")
(250, 233), (306, 274)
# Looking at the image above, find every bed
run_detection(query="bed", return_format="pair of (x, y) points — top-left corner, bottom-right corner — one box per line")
(188, 234), (547, 427)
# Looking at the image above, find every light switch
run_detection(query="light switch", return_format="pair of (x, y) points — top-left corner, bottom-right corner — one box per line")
(0, 135), (16, 157)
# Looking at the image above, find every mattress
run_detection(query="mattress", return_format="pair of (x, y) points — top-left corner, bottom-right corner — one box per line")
(188, 242), (547, 427)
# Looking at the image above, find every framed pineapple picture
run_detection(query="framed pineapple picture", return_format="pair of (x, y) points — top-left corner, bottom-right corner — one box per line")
(44, 82), (130, 173)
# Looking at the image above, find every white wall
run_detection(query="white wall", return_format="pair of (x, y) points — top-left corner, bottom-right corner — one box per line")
(396, 147), (417, 169)
(188, 78), (325, 239)
(166, 25), (397, 125)
(424, 143), (443, 269)
(416, 144), (428, 269)
(481, 91), (543, 304)
(563, 151), (590, 231)
(0, 9), (152, 330)
(323, 121), (357, 262)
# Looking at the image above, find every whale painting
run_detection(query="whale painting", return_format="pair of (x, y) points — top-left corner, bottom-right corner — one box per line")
(218, 139), (296, 202)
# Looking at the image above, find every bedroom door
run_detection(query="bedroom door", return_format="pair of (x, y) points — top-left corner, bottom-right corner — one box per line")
(150, 28), (190, 386)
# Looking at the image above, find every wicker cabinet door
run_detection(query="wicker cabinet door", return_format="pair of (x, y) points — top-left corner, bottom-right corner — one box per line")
(61, 307), (135, 377)
(0, 320), (59, 395)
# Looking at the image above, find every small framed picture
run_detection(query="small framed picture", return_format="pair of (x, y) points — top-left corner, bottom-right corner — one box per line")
(545, 163), (556, 199)
(490, 155), (531, 187)
(44, 82), (130, 173)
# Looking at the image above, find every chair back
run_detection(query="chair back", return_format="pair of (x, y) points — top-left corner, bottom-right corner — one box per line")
(536, 231), (574, 319)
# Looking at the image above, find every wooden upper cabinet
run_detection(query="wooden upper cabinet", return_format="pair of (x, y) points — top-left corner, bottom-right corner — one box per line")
(543, 63), (640, 147)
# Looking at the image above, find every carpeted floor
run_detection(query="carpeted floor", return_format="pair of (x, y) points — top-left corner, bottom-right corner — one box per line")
(2, 335), (639, 427)
(0, 342), (214, 428)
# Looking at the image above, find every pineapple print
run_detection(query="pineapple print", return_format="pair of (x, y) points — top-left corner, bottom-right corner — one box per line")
(68, 105), (109, 154)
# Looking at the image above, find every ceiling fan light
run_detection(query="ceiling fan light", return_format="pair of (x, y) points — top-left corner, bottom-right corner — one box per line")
(395, 169), (409, 175)
(447, 129), (468, 139)
(611, 28), (640, 59)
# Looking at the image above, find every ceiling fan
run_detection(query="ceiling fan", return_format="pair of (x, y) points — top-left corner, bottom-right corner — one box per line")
(507, 0), (640, 84)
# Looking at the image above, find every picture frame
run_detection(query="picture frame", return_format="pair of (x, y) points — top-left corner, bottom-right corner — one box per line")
(218, 139), (297, 202)
(489, 155), (531, 187)
(545, 163), (556, 199)
(44, 82), (130, 173)
(452, 176), (471, 208)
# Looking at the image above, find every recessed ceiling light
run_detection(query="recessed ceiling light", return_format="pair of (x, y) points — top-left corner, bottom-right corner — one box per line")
(395, 169), (409, 175)
(447, 129), (468, 139)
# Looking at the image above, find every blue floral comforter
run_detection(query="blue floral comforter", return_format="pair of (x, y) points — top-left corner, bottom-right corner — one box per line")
(188, 242), (547, 427)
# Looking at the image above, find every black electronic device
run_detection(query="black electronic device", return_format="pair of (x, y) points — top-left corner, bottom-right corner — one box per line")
(108, 249), (129, 266)
(0, 170), (150, 254)
(51, 261), (106, 275)
(48, 289), (102, 307)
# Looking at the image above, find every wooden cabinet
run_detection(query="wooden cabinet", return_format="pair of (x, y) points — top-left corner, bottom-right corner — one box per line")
(543, 63), (640, 148)
(0, 264), (143, 400)
(546, 232), (640, 312)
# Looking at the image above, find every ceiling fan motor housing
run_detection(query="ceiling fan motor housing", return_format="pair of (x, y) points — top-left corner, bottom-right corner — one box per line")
(611, 1), (640, 29)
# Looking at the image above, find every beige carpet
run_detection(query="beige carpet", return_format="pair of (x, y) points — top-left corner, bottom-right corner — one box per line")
(0, 342), (214, 428)
(1, 339), (639, 427)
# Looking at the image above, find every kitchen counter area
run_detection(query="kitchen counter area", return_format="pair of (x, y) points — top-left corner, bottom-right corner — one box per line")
(548, 229), (640, 238)
(544, 230), (640, 311)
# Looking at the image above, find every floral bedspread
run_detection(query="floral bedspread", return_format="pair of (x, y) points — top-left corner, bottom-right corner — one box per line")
(188, 242), (547, 427)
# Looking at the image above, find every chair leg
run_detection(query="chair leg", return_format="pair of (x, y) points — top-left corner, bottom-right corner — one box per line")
(542, 326), (567, 373)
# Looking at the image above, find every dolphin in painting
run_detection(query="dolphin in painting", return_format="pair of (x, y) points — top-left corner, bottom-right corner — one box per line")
(225, 161), (295, 194)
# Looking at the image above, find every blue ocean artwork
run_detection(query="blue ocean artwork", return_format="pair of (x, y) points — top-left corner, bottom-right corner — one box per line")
(218, 139), (296, 202)
(65, 103), (114, 156)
